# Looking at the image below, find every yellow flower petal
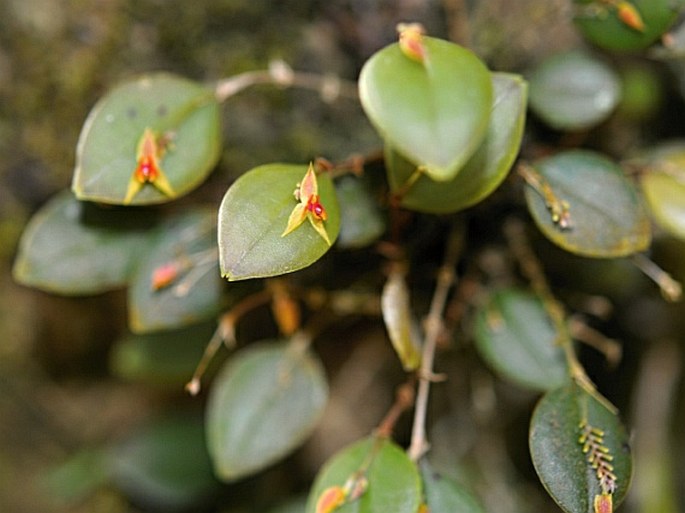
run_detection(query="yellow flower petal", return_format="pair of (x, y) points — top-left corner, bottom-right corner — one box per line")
(308, 213), (332, 246)
(282, 203), (307, 237)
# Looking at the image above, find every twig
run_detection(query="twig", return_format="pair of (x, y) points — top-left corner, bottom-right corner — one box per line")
(214, 59), (358, 103)
(185, 289), (272, 395)
(631, 253), (682, 302)
(407, 228), (462, 461)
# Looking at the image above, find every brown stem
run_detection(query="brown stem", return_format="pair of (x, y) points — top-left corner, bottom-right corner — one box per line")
(407, 228), (462, 461)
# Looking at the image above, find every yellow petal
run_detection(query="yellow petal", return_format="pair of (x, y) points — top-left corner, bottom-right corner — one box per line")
(123, 178), (144, 205)
(308, 214), (332, 246)
(152, 166), (176, 197)
(282, 203), (307, 237)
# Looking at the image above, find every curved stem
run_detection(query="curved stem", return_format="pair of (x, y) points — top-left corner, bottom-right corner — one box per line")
(503, 218), (617, 413)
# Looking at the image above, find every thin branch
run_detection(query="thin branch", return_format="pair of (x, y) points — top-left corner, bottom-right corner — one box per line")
(631, 252), (682, 302)
(214, 59), (358, 103)
(408, 228), (462, 461)
(185, 289), (272, 395)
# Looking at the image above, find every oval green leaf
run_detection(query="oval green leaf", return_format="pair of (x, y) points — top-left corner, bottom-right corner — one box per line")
(421, 461), (485, 513)
(359, 36), (492, 181)
(110, 322), (215, 385)
(574, 0), (684, 52)
(218, 164), (340, 281)
(639, 141), (685, 239)
(530, 383), (632, 513)
(305, 436), (421, 513)
(528, 50), (621, 131)
(473, 288), (568, 391)
(335, 176), (385, 249)
(72, 73), (221, 205)
(524, 150), (651, 257)
(386, 73), (527, 213)
(128, 207), (222, 333)
(13, 190), (158, 295)
(108, 413), (219, 511)
(206, 341), (328, 482)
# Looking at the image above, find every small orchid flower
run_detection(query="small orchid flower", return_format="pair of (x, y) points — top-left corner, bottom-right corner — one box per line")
(123, 127), (175, 204)
(282, 163), (331, 246)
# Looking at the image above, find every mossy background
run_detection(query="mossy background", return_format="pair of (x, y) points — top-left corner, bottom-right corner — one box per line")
(9, 1), (681, 513)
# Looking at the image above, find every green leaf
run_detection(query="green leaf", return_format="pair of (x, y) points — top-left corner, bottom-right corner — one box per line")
(206, 340), (328, 481)
(359, 36), (492, 181)
(110, 322), (215, 385)
(128, 207), (222, 333)
(529, 383), (632, 513)
(381, 270), (422, 371)
(108, 413), (219, 511)
(473, 288), (568, 391)
(13, 190), (158, 295)
(528, 50), (621, 131)
(420, 461), (485, 513)
(218, 164), (340, 281)
(386, 73), (527, 213)
(524, 150), (651, 257)
(639, 141), (685, 239)
(72, 73), (221, 205)
(305, 436), (421, 513)
(573, 0), (684, 52)
(335, 177), (385, 249)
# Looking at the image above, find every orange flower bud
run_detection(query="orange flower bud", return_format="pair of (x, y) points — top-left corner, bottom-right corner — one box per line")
(315, 486), (347, 513)
(617, 2), (645, 32)
(594, 493), (613, 513)
(397, 23), (427, 64)
(151, 262), (180, 291)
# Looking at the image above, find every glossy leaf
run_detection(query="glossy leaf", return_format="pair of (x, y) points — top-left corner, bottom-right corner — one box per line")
(530, 383), (632, 513)
(574, 0), (685, 52)
(128, 207), (222, 333)
(528, 51), (621, 131)
(386, 73), (527, 213)
(381, 270), (421, 371)
(474, 288), (568, 391)
(421, 461), (485, 513)
(13, 191), (158, 295)
(218, 164), (340, 281)
(335, 177), (385, 249)
(359, 36), (492, 181)
(110, 322), (215, 385)
(206, 341), (328, 481)
(639, 141), (685, 239)
(108, 414), (219, 511)
(305, 437), (421, 513)
(73, 73), (221, 205)
(524, 150), (651, 257)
